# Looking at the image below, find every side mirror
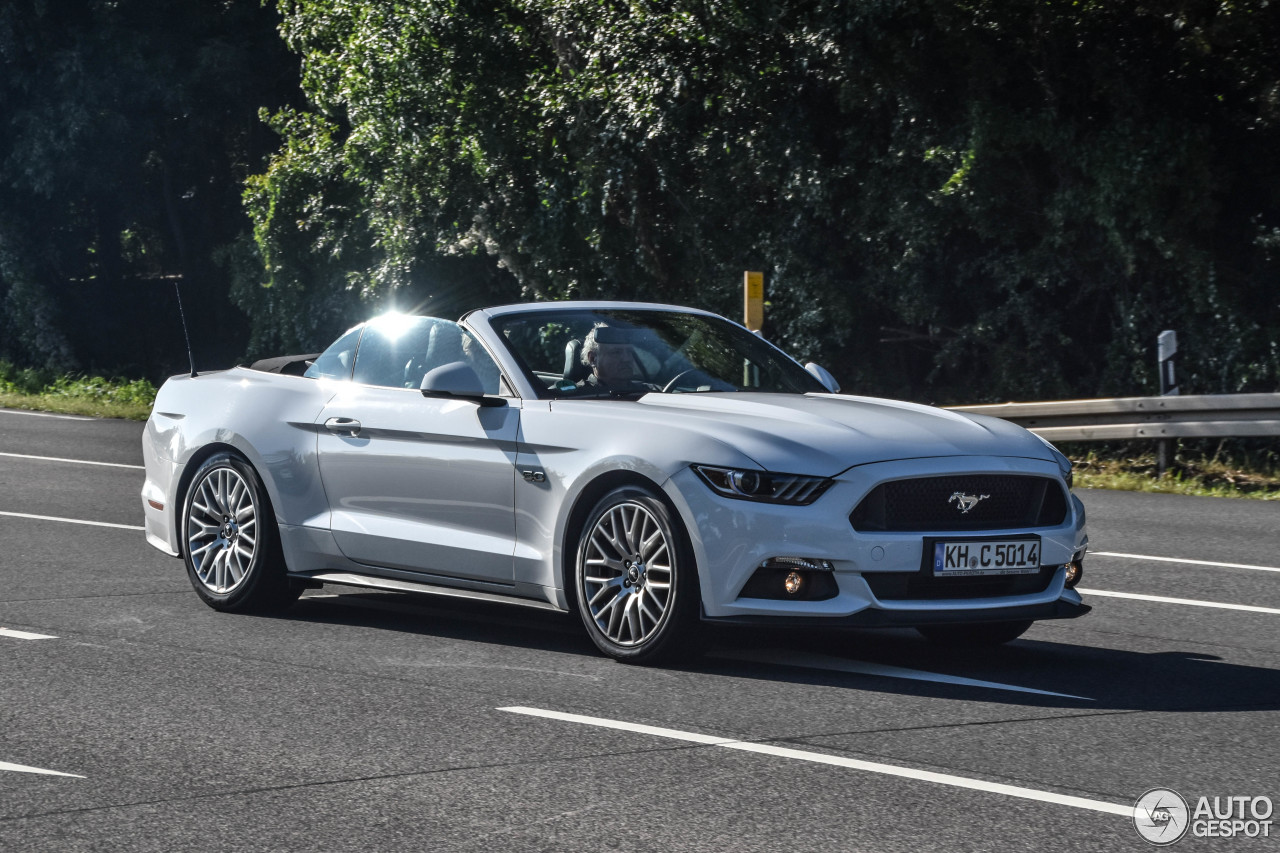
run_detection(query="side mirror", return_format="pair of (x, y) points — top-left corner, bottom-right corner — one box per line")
(805, 362), (841, 394)
(420, 362), (505, 406)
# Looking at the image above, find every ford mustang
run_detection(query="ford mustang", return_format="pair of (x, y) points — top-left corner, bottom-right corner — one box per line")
(141, 302), (1089, 663)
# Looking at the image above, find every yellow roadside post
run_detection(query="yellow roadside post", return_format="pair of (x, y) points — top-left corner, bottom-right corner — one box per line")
(743, 271), (764, 332)
(743, 271), (764, 387)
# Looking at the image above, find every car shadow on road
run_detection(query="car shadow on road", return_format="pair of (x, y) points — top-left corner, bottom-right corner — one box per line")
(278, 591), (1280, 713)
(692, 624), (1280, 713)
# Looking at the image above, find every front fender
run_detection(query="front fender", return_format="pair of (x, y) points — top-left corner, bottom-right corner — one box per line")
(513, 401), (758, 601)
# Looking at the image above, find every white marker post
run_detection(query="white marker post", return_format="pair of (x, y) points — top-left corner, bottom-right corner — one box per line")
(1157, 330), (1178, 477)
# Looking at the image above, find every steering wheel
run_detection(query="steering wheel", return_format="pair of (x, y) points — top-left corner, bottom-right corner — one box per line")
(662, 369), (701, 393)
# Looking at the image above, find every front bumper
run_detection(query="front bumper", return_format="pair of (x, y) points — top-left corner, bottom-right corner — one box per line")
(140, 413), (181, 557)
(666, 455), (1089, 626)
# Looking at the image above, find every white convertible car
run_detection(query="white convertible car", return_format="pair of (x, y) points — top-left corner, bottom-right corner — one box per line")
(141, 302), (1089, 663)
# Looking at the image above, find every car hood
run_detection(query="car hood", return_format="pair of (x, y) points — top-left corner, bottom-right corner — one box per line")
(632, 392), (1054, 476)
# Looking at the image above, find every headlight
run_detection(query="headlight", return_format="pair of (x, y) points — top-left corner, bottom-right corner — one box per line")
(692, 465), (833, 505)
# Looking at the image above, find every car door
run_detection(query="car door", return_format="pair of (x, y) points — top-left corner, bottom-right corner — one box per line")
(314, 317), (520, 584)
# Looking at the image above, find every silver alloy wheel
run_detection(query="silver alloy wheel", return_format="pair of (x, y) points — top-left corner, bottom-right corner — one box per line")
(581, 500), (673, 647)
(186, 465), (259, 595)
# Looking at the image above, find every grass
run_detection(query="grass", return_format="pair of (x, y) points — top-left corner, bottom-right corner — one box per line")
(1065, 442), (1280, 501)
(0, 362), (156, 421)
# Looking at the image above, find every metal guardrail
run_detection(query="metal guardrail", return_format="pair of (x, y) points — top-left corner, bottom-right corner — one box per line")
(946, 393), (1280, 443)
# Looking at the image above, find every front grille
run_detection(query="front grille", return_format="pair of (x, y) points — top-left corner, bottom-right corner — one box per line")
(850, 475), (1067, 532)
(863, 566), (1057, 601)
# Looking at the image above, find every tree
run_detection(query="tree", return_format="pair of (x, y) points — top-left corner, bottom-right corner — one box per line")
(246, 0), (1280, 398)
(0, 0), (299, 376)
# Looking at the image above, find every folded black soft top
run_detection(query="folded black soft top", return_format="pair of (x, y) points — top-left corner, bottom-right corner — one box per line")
(245, 353), (321, 376)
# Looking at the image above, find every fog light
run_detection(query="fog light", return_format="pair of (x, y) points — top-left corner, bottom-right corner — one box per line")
(1064, 560), (1083, 588)
(739, 562), (839, 601)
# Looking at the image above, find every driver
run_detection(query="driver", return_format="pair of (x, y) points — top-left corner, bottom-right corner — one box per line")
(579, 323), (660, 393)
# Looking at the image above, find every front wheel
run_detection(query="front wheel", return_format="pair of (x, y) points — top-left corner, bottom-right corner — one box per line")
(575, 485), (702, 664)
(181, 452), (300, 613)
(915, 620), (1033, 647)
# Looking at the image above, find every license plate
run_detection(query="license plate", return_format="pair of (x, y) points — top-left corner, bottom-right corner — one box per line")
(933, 538), (1042, 577)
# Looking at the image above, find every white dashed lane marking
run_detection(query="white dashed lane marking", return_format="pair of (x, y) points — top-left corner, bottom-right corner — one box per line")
(0, 409), (93, 421)
(0, 511), (143, 531)
(0, 761), (84, 778)
(1091, 551), (1280, 574)
(499, 706), (1131, 817)
(0, 451), (143, 470)
(0, 627), (58, 640)
(0, 626), (76, 777)
(1078, 588), (1280, 615)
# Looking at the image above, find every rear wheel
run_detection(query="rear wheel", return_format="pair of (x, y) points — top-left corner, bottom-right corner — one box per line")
(182, 452), (300, 612)
(575, 485), (701, 664)
(915, 620), (1033, 647)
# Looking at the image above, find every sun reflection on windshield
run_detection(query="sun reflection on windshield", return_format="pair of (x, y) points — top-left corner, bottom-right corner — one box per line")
(366, 311), (422, 342)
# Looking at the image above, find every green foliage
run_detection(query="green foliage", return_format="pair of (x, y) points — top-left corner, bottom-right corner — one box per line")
(43, 375), (157, 407)
(248, 0), (1280, 400)
(0, 360), (156, 408)
(0, 360), (54, 395)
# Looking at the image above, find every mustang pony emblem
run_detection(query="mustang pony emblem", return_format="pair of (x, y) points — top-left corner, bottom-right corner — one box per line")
(948, 491), (990, 513)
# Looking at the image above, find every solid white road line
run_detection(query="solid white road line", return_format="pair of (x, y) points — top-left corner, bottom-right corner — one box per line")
(0, 761), (84, 778)
(0, 627), (58, 640)
(499, 706), (1132, 817)
(0, 451), (143, 470)
(0, 409), (93, 421)
(1079, 588), (1280, 615)
(0, 510), (144, 531)
(715, 649), (1093, 700)
(1091, 551), (1280, 574)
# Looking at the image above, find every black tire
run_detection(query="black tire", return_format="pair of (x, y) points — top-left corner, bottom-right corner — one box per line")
(181, 451), (300, 613)
(574, 485), (702, 664)
(915, 620), (1033, 647)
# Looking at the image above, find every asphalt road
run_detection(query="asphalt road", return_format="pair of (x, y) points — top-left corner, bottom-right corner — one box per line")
(2, 407), (1278, 852)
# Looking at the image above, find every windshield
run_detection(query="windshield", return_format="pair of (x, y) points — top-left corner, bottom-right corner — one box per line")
(490, 308), (825, 399)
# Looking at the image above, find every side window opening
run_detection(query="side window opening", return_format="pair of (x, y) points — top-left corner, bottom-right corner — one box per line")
(348, 316), (504, 394)
(303, 326), (363, 381)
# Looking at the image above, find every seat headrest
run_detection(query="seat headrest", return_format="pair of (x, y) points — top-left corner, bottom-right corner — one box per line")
(563, 338), (589, 383)
(591, 326), (640, 345)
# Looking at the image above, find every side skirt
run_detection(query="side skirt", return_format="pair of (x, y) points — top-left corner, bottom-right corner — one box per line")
(292, 571), (566, 612)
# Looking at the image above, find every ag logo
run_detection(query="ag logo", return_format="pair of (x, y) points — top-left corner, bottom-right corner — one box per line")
(1135, 788), (1190, 846)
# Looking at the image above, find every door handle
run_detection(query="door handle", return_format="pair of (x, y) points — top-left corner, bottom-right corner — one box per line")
(324, 417), (362, 437)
